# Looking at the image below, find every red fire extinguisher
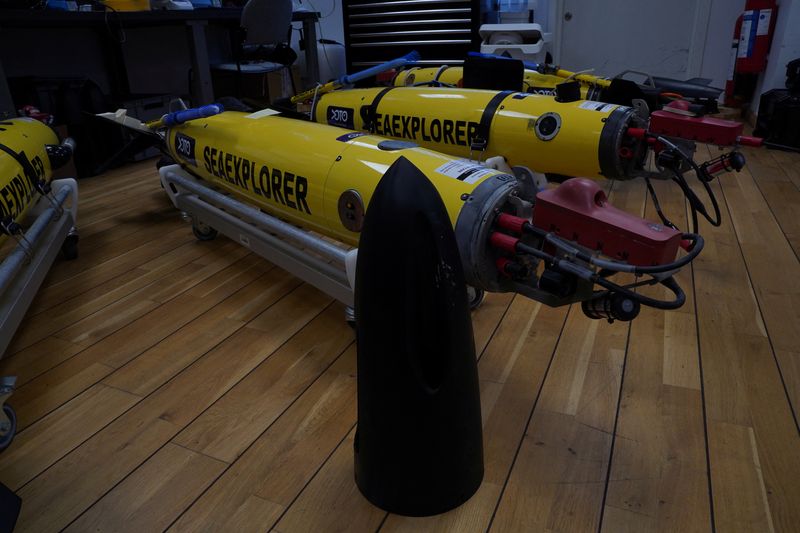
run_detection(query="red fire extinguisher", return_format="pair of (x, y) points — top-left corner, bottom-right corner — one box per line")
(725, 0), (778, 105)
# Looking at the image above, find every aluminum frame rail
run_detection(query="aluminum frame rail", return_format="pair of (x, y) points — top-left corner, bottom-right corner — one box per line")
(159, 165), (358, 307)
(0, 179), (78, 357)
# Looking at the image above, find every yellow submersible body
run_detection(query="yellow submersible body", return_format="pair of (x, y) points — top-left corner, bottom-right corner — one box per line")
(311, 87), (648, 181)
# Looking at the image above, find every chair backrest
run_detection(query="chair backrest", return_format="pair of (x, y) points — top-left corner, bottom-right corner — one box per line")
(241, 0), (293, 46)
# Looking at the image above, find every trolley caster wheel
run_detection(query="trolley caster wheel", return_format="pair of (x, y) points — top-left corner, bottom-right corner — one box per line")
(61, 234), (79, 260)
(467, 286), (486, 310)
(345, 306), (356, 330)
(192, 223), (218, 242)
(0, 404), (16, 453)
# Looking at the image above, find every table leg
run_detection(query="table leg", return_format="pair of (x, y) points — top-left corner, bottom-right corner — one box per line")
(0, 60), (16, 119)
(303, 17), (320, 87)
(186, 20), (214, 106)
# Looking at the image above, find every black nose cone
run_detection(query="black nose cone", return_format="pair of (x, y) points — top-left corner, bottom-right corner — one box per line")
(354, 156), (484, 516)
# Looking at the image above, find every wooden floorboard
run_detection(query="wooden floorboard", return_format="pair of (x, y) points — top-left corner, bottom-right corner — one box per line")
(694, 146), (800, 532)
(487, 180), (640, 533)
(1, 151), (799, 532)
(601, 179), (711, 533)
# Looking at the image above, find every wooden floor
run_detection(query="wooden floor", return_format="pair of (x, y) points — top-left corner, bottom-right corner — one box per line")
(1, 145), (799, 532)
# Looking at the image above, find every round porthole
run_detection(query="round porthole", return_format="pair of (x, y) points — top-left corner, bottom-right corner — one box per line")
(338, 189), (365, 232)
(534, 112), (561, 141)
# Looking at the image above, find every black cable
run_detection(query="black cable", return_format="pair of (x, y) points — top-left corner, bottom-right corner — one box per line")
(411, 81), (458, 88)
(591, 276), (686, 310)
(84, 0), (126, 43)
(585, 261), (686, 310)
(104, 5), (126, 44)
(604, 275), (663, 291)
(656, 136), (722, 229)
(512, 240), (689, 310)
(643, 149), (721, 236)
(519, 222), (704, 275)
(603, 233), (703, 274)
(644, 177), (679, 230)
(515, 241), (553, 262)
(595, 275), (685, 310)
(673, 169), (717, 225)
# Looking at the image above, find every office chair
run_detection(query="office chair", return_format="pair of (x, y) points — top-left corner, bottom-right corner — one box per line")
(214, 0), (298, 98)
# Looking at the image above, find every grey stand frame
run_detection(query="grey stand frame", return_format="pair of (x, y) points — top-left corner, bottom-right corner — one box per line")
(159, 165), (357, 307)
(1, 178), (78, 451)
(0, 179), (79, 358)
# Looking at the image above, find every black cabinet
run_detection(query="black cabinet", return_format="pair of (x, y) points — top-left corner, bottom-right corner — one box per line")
(343, 0), (481, 71)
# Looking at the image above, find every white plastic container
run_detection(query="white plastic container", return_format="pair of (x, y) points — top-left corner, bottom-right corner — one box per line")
(479, 23), (550, 64)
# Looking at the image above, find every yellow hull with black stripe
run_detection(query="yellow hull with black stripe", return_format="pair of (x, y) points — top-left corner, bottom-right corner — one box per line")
(164, 111), (514, 247)
(0, 118), (57, 248)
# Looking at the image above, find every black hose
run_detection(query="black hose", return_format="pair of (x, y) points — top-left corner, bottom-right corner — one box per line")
(610, 233), (703, 274)
(513, 240), (688, 310)
(520, 222), (704, 275)
(656, 136), (722, 229)
(644, 177), (679, 230)
(595, 274), (686, 310)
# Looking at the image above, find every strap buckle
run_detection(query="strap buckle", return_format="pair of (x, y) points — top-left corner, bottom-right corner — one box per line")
(469, 137), (487, 161)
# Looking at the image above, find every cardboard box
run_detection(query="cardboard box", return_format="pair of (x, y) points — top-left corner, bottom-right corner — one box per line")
(212, 65), (300, 105)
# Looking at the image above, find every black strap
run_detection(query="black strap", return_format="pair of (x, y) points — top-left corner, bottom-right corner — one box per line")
(434, 66), (452, 84)
(0, 143), (43, 195)
(362, 86), (395, 132)
(0, 142), (39, 233)
(471, 90), (514, 152)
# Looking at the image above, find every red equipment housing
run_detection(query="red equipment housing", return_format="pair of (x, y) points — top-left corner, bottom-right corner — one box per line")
(648, 110), (744, 145)
(625, 109), (763, 147)
(530, 179), (682, 266)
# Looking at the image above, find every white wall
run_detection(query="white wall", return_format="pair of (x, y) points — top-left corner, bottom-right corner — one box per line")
(541, 0), (744, 90)
(291, 0), (346, 83)
(298, 0), (345, 43)
(699, 0), (745, 88)
(299, 0), (784, 99)
(752, 0), (800, 113)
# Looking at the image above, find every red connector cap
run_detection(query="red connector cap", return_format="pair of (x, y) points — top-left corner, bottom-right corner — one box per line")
(489, 232), (519, 254)
(626, 127), (647, 139)
(496, 257), (514, 277)
(376, 69), (398, 83)
(737, 135), (764, 147)
(496, 213), (528, 234)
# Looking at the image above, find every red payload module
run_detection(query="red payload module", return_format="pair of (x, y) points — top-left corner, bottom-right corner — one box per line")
(648, 110), (744, 145)
(531, 179), (682, 266)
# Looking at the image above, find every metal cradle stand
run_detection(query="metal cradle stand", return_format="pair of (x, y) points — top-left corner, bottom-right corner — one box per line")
(162, 161), (485, 517)
(0, 179), (79, 355)
(159, 165), (358, 308)
(0, 178), (79, 458)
